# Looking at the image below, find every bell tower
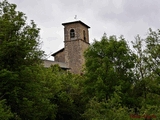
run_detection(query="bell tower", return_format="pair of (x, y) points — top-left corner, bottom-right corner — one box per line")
(62, 21), (90, 74)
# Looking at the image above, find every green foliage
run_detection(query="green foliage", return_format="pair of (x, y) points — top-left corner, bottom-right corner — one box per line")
(17, 66), (56, 119)
(0, 99), (13, 120)
(0, 0), (54, 119)
(42, 65), (86, 120)
(0, 0), (44, 71)
(83, 86), (132, 120)
(131, 29), (160, 119)
(83, 31), (160, 119)
(84, 34), (135, 105)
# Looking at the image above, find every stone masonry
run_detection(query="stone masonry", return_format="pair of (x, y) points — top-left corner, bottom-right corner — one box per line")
(51, 21), (90, 74)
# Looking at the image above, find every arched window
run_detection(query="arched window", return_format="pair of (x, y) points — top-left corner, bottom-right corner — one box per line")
(83, 30), (86, 41)
(70, 29), (75, 38)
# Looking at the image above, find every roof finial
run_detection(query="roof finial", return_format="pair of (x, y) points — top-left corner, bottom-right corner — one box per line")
(74, 15), (77, 20)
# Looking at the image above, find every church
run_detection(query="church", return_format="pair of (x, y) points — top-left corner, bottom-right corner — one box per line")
(43, 20), (90, 74)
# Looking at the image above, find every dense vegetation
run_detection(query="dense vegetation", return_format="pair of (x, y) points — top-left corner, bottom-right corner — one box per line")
(0, 0), (160, 119)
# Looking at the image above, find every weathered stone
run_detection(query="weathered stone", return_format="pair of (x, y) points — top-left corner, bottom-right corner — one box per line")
(51, 21), (90, 74)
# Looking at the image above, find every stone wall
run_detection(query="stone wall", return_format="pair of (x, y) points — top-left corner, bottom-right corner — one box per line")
(64, 23), (89, 43)
(65, 39), (89, 74)
(62, 21), (90, 74)
(80, 39), (89, 67)
(54, 50), (65, 62)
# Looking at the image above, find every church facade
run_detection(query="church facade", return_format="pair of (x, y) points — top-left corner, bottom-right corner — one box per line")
(43, 21), (90, 74)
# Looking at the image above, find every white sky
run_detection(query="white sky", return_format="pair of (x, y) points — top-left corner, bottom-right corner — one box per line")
(7, 0), (160, 60)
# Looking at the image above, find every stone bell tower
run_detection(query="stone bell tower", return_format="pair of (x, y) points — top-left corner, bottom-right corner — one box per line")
(62, 21), (90, 74)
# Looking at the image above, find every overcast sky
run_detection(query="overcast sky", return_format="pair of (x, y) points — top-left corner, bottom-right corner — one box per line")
(7, 0), (160, 60)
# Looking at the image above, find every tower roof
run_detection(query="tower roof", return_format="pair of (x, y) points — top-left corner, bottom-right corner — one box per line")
(62, 20), (90, 28)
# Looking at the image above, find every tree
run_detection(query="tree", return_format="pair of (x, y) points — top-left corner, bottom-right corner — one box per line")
(83, 86), (132, 120)
(84, 34), (135, 105)
(45, 65), (86, 120)
(0, 0), (56, 119)
(132, 29), (160, 118)
(83, 31), (160, 119)
(0, 0), (43, 71)
(0, 99), (13, 120)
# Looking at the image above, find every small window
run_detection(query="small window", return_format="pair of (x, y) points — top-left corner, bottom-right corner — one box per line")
(70, 29), (75, 38)
(83, 30), (86, 41)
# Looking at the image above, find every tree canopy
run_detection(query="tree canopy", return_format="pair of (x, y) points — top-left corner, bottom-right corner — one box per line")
(84, 34), (135, 103)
